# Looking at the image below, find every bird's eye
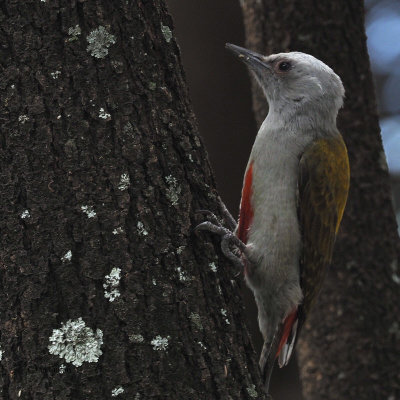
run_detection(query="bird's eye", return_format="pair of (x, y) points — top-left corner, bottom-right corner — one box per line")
(278, 61), (291, 71)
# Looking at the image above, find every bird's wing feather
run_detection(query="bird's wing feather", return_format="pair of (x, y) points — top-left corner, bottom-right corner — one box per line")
(298, 135), (349, 320)
(279, 134), (350, 366)
(237, 161), (254, 244)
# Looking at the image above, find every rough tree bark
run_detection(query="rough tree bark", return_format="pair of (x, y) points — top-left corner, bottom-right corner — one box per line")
(0, 1), (266, 399)
(241, 0), (400, 399)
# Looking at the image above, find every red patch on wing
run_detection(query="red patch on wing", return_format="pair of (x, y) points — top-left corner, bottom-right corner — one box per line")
(276, 308), (298, 358)
(237, 162), (254, 244)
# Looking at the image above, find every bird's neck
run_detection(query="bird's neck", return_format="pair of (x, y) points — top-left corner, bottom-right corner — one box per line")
(266, 101), (339, 135)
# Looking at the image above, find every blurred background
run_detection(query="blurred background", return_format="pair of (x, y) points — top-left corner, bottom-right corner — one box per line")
(167, 1), (400, 398)
(365, 0), (400, 231)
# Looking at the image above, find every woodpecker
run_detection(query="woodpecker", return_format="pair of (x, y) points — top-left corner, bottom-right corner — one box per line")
(196, 44), (350, 394)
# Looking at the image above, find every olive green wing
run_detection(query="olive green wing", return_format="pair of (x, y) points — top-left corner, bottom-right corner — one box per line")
(297, 135), (350, 329)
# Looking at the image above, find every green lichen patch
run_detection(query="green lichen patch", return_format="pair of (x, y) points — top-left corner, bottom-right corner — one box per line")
(68, 25), (81, 42)
(103, 267), (122, 302)
(86, 26), (116, 59)
(48, 318), (103, 367)
(189, 313), (203, 330)
(246, 384), (258, 398)
(165, 175), (181, 206)
(129, 334), (144, 344)
(151, 335), (169, 351)
(161, 24), (172, 43)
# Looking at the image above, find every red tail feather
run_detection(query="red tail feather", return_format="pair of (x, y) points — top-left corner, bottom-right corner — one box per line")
(276, 308), (298, 358)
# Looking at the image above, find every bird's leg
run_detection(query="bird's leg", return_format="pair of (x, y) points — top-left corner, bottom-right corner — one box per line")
(195, 199), (250, 270)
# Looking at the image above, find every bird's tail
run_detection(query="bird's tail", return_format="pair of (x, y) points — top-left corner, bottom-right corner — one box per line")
(259, 341), (275, 395)
(259, 330), (281, 395)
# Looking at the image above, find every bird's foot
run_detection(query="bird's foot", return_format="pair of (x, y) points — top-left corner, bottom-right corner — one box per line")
(195, 219), (245, 270)
(218, 199), (237, 231)
(195, 200), (249, 270)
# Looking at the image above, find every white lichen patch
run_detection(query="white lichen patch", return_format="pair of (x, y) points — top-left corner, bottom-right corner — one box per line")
(50, 70), (61, 79)
(112, 227), (124, 235)
(0, 345), (3, 361)
(48, 318), (103, 367)
(118, 173), (130, 191)
(209, 262), (217, 272)
(68, 25), (81, 41)
(59, 364), (66, 374)
(152, 279), (157, 286)
(129, 334), (144, 344)
(61, 250), (72, 263)
(98, 108), (111, 120)
(151, 335), (169, 351)
(198, 341), (207, 350)
(137, 221), (148, 236)
(86, 26), (116, 58)
(161, 24), (172, 43)
(220, 309), (230, 325)
(176, 246), (185, 255)
(103, 267), (121, 302)
(20, 209), (30, 219)
(165, 175), (181, 206)
(111, 387), (124, 397)
(81, 205), (96, 218)
(246, 384), (258, 398)
(18, 115), (29, 124)
(176, 266), (189, 282)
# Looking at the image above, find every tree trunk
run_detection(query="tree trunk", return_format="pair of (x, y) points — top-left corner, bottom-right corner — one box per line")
(240, 0), (400, 399)
(0, 1), (266, 398)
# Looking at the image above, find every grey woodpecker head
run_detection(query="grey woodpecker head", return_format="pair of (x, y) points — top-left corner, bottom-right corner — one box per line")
(226, 43), (345, 122)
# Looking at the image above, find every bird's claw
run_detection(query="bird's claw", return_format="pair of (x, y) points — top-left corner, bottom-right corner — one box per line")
(195, 210), (223, 227)
(195, 205), (248, 270)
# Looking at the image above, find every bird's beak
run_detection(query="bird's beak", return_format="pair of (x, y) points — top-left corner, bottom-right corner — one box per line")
(225, 43), (271, 71)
